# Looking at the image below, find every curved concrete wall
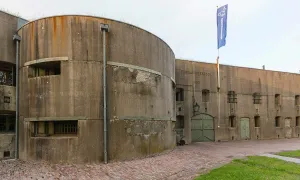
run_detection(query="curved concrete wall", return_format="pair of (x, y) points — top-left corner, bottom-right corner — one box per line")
(18, 16), (175, 163)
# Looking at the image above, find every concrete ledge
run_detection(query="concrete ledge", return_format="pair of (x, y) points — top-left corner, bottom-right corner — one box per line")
(24, 57), (69, 66)
(114, 116), (175, 121)
(24, 116), (87, 121)
(108, 61), (162, 76)
(30, 136), (78, 139)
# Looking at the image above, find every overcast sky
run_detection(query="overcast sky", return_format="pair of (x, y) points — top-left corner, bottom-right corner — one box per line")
(1, 0), (300, 73)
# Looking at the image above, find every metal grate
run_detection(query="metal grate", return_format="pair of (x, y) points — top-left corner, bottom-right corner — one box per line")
(253, 93), (262, 104)
(0, 115), (15, 132)
(3, 151), (10, 157)
(54, 121), (77, 134)
(227, 91), (237, 103)
(0, 117), (5, 131)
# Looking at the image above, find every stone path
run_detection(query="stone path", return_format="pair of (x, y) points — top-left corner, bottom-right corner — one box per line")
(1, 138), (300, 180)
(261, 153), (300, 164)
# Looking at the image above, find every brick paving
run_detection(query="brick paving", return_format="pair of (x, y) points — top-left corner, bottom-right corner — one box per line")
(1, 139), (300, 180)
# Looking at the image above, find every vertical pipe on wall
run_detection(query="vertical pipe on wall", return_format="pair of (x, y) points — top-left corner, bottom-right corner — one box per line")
(13, 34), (21, 159)
(100, 24), (109, 164)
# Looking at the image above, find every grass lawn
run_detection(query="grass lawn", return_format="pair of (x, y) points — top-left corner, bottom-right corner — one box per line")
(195, 156), (300, 180)
(276, 150), (300, 158)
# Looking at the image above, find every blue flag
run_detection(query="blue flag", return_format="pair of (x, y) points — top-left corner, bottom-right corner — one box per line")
(217, 5), (228, 49)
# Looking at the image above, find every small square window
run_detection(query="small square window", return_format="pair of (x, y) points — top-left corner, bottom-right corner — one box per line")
(4, 96), (10, 103)
(3, 151), (10, 157)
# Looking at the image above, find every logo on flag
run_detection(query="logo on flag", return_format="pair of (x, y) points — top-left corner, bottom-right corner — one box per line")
(217, 5), (228, 49)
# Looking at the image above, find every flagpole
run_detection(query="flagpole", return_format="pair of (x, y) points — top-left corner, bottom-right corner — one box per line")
(217, 6), (221, 129)
(217, 54), (220, 129)
(216, 4), (227, 130)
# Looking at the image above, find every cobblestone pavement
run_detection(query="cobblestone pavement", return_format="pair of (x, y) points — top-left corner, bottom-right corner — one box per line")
(1, 138), (300, 180)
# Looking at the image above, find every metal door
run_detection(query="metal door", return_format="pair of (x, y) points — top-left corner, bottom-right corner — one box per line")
(285, 118), (292, 138)
(191, 114), (214, 142)
(240, 118), (250, 140)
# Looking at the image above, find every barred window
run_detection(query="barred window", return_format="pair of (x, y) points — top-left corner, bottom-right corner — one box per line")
(33, 120), (78, 137)
(202, 89), (210, 102)
(253, 93), (262, 104)
(227, 91), (237, 103)
(54, 121), (78, 134)
(28, 61), (60, 78)
(0, 62), (14, 86)
(0, 115), (15, 132)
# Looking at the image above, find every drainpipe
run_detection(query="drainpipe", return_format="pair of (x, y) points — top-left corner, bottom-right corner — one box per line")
(100, 23), (109, 164)
(13, 34), (21, 159)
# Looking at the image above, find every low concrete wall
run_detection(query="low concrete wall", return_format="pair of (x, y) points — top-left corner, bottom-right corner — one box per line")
(19, 119), (103, 163)
(109, 119), (176, 161)
(0, 134), (15, 159)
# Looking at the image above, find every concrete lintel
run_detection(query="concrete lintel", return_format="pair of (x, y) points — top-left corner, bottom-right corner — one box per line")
(24, 116), (87, 122)
(108, 61), (162, 76)
(24, 57), (69, 66)
(115, 116), (175, 121)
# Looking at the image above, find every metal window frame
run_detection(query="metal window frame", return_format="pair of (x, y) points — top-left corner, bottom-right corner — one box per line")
(0, 115), (16, 133)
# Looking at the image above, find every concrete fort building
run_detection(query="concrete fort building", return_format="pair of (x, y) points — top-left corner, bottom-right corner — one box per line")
(175, 60), (300, 143)
(0, 11), (27, 159)
(0, 10), (300, 163)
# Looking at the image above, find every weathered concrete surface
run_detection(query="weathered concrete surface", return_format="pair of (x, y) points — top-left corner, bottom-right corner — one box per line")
(0, 85), (16, 112)
(0, 11), (17, 64)
(1, 139), (300, 180)
(261, 153), (300, 164)
(0, 10), (27, 63)
(0, 10), (24, 161)
(109, 120), (175, 161)
(0, 134), (15, 159)
(19, 119), (103, 163)
(176, 59), (300, 143)
(17, 15), (175, 163)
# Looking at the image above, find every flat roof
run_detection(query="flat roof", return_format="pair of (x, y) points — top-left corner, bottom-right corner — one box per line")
(16, 14), (175, 57)
(176, 58), (300, 76)
(0, 9), (27, 21)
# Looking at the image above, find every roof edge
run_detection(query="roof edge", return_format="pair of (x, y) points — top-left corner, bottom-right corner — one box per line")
(0, 10), (28, 21)
(16, 14), (175, 57)
(176, 58), (300, 76)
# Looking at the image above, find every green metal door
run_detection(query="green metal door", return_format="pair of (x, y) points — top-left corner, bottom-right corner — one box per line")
(191, 114), (214, 142)
(240, 118), (250, 140)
